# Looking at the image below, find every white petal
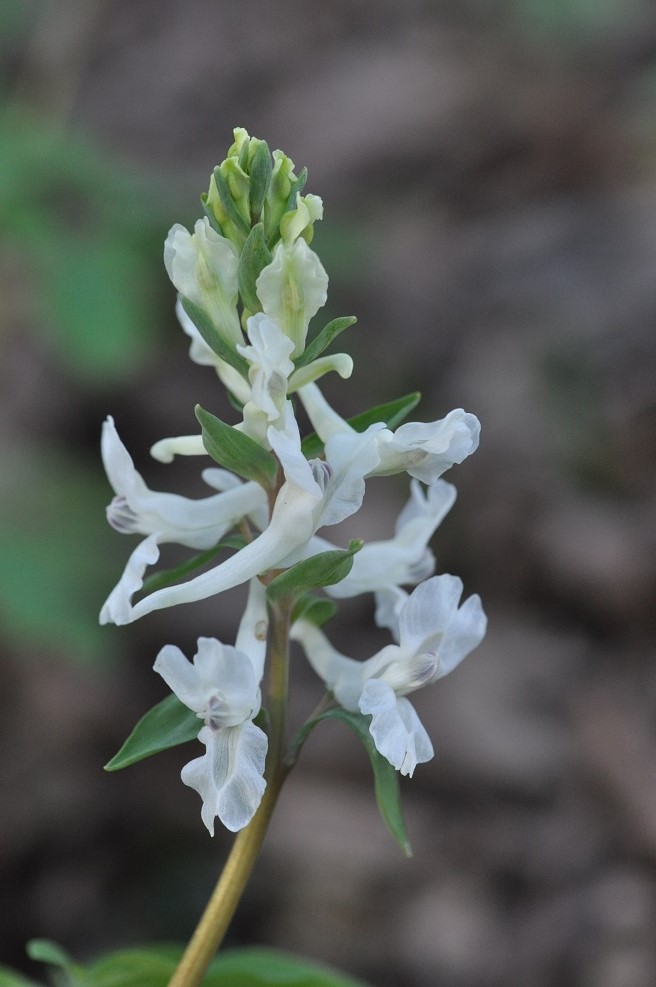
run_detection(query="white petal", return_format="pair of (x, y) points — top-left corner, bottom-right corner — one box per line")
(375, 410), (481, 482)
(237, 314), (295, 422)
(181, 721), (267, 834)
(374, 587), (408, 642)
(127, 480), (319, 622)
(318, 424), (383, 528)
(150, 434), (206, 463)
(397, 574), (464, 657)
(359, 681), (434, 777)
(235, 579), (269, 682)
(101, 416), (150, 503)
(99, 534), (160, 625)
(287, 353), (353, 392)
(164, 219), (242, 349)
(433, 593), (487, 679)
(290, 620), (363, 710)
(175, 296), (220, 368)
(153, 643), (206, 713)
(256, 240), (328, 356)
(298, 382), (351, 442)
(267, 402), (322, 496)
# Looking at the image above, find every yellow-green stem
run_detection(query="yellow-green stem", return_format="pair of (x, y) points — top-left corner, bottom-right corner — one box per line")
(167, 599), (291, 987)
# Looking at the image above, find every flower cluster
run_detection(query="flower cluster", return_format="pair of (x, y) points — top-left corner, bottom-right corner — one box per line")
(101, 129), (486, 836)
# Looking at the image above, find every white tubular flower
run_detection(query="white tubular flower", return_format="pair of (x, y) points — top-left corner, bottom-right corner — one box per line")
(256, 239), (328, 357)
(292, 575), (487, 776)
(164, 218), (243, 351)
(280, 193), (323, 245)
(299, 382), (481, 483)
(318, 479), (456, 599)
(175, 298), (251, 406)
(237, 313), (295, 423)
(99, 418), (267, 625)
(110, 403), (383, 625)
(373, 410), (481, 483)
(154, 635), (267, 834)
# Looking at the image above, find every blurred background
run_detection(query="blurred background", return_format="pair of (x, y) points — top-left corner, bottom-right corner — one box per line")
(2, 1), (656, 985)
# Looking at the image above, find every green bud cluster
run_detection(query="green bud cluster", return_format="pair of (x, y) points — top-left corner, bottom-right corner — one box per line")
(203, 127), (318, 252)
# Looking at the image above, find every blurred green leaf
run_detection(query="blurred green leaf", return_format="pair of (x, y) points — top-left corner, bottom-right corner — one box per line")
(206, 947), (370, 986)
(0, 967), (44, 987)
(0, 106), (166, 384)
(104, 695), (200, 772)
(0, 444), (123, 662)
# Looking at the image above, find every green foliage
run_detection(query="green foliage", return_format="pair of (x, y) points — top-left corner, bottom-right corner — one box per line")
(196, 405), (279, 488)
(179, 296), (250, 377)
(104, 695), (199, 772)
(0, 107), (166, 384)
(22, 943), (370, 987)
(294, 317), (357, 369)
(0, 968), (43, 987)
(293, 709), (412, 857)
(238, 223), (272, 313)
(141, 535), (246, 594)
(302, 391), (421, 458)
(266, 542), (362, 607)
(291, 594), (338, 628)
(0, 445), (122, 663)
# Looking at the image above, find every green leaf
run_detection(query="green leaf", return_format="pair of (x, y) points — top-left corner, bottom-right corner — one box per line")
(291, 594), (338, 627)
(195, 405), (278, 488)
(179, 296), (250, 378)
(302, 391), (421, 459)
(238, 223), (272, 313)
(293, 709), (412, 857)
(266, 542), (362, 606)
(85, 947), (181, 987)
(212, 166), (251, 238)
(26, 941), (86, 986)
(141, 535), (246, 594)
(206, 946), (371, 986)
(0, 967), (43, 987)
(294, 317), (357, 369)
(248, 141), (273, 223)
(104, 695), (200, 772)
(286, 167), (308, 212)
(349, 391), (421, 434)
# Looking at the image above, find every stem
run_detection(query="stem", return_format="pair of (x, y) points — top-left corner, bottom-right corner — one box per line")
(168, 599), (291, 987)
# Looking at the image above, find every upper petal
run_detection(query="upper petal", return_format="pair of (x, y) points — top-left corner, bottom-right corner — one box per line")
(99, 534), (160, 626)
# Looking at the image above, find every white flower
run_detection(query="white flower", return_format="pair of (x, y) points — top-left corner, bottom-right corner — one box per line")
(237, 313), (295, 424)
(308, 478), (456, 599)
(110, 402), (383, 625)
(256, 239), (328, 357)
(299, 382), (481, 483)
(154, 629), (267, 834)
(99, 417), (267, 625)
(164, 218), (243, 351)
(292, 575), (487, 776)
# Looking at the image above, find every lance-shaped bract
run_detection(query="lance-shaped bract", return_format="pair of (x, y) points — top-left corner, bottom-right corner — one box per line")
(292, 575), (487, 777)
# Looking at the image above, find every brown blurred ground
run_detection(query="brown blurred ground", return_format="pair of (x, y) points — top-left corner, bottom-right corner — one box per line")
(2, 1), (656, 985)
